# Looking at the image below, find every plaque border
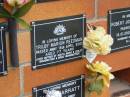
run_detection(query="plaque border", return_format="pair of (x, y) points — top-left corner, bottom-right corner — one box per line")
(31, 14), (86, 70)
(108, 7), (130, 52)
(0, 26), (7, 75)
(32, 75), (85, 97)
(34, 0), (59, 3)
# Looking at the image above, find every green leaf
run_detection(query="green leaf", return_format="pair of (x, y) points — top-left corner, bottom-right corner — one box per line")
(13, 0), (34, 18)
(15, 18), (31, 30)
(0, 6), (11, 18)
(0, 14), (5, 18)
(88, 79), (104, 95)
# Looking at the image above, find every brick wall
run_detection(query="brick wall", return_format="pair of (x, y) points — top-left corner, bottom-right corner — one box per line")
(0, 0), (130, 97)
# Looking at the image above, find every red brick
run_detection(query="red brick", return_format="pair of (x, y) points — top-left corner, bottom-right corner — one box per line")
(22, 0), (95, 23)
(96, 49), (130, 72)
(98, 0), (130, 17)
(6, 32), (31, 65)
(0, 68), (20, 97)
(18, 32), (31, 64)
(0, 19), (6, 23)
(24, 59), (87, 93)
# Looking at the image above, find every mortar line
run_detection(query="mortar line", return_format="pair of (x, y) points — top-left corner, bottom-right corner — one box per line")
(95, 0), (98, 19)
(19, 65), (25, 97)
(86, 0), (107, 23)
(14, 93), (32, 97)
(15, 92), (32, 97)
(14, 62), (32, 97)
(24, 93), (32, 97)
(87, 17), (107, 23)
(20, 62), (31, 67)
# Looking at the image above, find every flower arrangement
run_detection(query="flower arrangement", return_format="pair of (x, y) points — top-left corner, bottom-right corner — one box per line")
(83, 25), (113, 55)
(83, 24), (114, 96)
(86, 61), (114, 96)
(0, 0), (34, 29)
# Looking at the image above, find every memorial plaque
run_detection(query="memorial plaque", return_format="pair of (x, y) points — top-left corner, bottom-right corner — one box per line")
(0, 23), (7, 75)
(35, 0), (59, 3)
(32, 75), (85, 97)
(108, 8), (130, 52)
(31, 14), (86, 69)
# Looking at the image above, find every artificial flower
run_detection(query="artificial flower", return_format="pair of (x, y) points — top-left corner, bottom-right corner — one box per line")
(87, 61), (114, 80)
(86, 61), (114, 95)
(83, 26), (113, 55)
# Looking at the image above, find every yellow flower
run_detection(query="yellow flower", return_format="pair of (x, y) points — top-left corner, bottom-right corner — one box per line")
(83, 26), (113, 55)
(86, 61), (114, 87)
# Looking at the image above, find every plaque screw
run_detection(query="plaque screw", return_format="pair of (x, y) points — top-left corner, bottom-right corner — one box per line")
(33, 66), (37, 70)
(81, 75), (85, 79)
(1, 26), (4, 29)
(3, 71), (8, 75)
(31, 22), (35, 26)
(109, 11), (112, 14)
(83, 14), (86, 17)
(82, 55), (86, 58)
(33, 88), (37, 92)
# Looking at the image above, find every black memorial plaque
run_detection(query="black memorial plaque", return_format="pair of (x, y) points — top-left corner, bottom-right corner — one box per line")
(108, 8), (130, 52)
(35, 0), (59, 3)
(0, 24), (7, 75)
(32, 75), (85, 97)
(31, 14), (86, 69)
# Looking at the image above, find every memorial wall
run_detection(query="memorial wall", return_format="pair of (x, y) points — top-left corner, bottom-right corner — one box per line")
(0, 0), (130, 97)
